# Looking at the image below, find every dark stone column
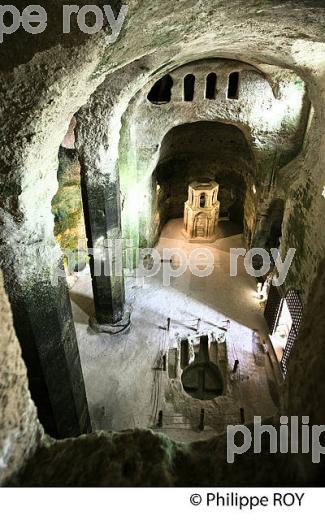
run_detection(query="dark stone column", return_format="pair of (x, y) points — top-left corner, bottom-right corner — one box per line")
(0, 126), (91, 438)
(0, 248), (91, 439)
(76, 108), (130, 333)
(78, 157), (130, 332)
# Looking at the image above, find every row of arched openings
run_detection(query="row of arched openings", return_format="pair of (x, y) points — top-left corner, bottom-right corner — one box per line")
(148, 72), (240, 104)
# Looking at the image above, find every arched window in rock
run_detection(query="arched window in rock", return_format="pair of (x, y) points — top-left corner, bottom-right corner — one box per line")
(205, 73), (217, 100)
(227, 72), (240, 99)
(147, 75), (173, 104)
(200, 193), (206, 208)
(184, 74), (195, 102)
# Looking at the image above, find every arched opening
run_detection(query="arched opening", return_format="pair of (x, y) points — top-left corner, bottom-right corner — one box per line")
(147, 74), (173, 104)
(151, 121), (256, 244)
(184, 74), (195, 101)
(205, 72), (217, 100)
(193, 212), (208, 237)
(52, 116), (87, 276)
(227, 72), (240, 99)
(200, 193), (206, 208)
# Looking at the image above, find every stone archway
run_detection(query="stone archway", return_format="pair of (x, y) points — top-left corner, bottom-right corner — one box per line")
(151, 121), (257, 244)
(193, 212), (208, 238)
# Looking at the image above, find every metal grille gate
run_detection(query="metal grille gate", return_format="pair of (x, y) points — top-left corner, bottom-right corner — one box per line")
(281, 289), (303, 375)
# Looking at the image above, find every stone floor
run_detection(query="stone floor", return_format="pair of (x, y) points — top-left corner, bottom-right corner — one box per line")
(70, 219), (281, 442)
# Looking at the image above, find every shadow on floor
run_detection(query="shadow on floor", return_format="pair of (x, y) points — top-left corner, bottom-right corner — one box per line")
(70, 291), (95, 322)
(215, 221), (243, 239)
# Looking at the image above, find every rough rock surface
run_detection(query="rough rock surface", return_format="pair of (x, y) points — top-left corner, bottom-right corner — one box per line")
(15, 427), (323, 487)
(52, 147), (86, 270)
(1, 0), (325, 486)
(0, 272), (42, 485)
(286, 259), (325, 424)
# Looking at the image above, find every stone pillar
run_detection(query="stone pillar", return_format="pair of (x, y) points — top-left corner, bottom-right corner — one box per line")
(0, 123), (91, 438)
(76, 108), (130, 333)
(0, 269), (42, 485)
(171, 73), (184, 102)
(0, 233), (91, 439)
(194, 75), (207, 101)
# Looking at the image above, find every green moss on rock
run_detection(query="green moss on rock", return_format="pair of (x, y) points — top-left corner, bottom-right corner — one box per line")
(52, 148), (87, 270)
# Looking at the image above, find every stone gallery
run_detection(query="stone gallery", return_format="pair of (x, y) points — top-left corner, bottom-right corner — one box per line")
(0, 0), (325, 489)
